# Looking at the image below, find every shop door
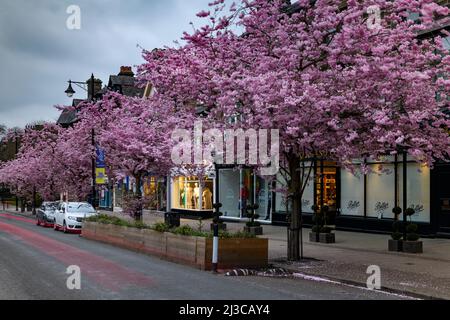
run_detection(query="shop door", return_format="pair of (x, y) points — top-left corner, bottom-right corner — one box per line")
(437, 172), (450, 233)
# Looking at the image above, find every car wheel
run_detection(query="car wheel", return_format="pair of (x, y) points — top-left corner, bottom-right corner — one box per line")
(63, 221), (68, 234)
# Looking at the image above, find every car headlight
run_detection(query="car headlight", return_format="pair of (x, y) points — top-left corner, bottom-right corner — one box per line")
(68, 216), (77, 221)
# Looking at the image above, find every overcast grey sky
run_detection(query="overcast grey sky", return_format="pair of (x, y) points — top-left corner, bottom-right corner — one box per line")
(0, 0), (214, 128)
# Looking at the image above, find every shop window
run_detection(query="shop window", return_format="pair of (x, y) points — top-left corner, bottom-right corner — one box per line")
(316, 162), (338, 212)
(275, 174), (290, 213)
(366, 164), (395, 219)
(143, 177), (167, 211)
(219, 169), (241, 218)
(255, 176), (271, 221)
(274, 164), (314, 214)
(172, 176), (214, 211)
(340, 169), (364, 216)
(399, 163), (430, 223)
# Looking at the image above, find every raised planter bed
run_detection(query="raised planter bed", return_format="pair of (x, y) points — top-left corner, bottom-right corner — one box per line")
(82, 222), (268, 271)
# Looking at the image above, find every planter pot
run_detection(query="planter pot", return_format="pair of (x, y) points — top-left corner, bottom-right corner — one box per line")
(210, 222), (227, 231)
(319, 233), (335, 244)
(309, 232), (319, 242)
(244, 226), (263, 236)
(388, 239), (403, 252)
(402, 241), (423, 254)
(82, 222), (268, 270)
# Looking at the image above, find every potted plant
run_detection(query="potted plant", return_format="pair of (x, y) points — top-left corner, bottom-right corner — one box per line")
(319, 226), (335, 244)
(402, 208), (423, 253)
(388, 213), (403, 252)
(309, 205), (321, 242)
(243, 204), (263, 235)
(309, 205), (335, 243)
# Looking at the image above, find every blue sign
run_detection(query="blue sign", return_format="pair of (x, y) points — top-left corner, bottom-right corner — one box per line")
(96, 147), (106, 168)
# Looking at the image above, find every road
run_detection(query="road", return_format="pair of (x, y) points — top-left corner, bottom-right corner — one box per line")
(0, 212), (411, 300)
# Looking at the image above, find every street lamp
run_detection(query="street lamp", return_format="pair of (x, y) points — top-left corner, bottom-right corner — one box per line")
(64, 74), (98, 209)
(65, 80), (76, 98)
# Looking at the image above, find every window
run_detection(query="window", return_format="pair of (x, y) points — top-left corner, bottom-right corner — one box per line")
(172, 176), (214, 211)
(316, 161), (338, 212)
(219, 169), (241, 218)
(366, 163), (396, 219)
(340, 169), (364, 216)
(399, 163), (430, 223)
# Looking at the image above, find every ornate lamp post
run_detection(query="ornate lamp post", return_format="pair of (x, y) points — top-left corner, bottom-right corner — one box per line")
(64, 74), (98, 208)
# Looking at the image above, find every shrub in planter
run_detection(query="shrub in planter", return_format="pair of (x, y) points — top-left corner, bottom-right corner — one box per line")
(319, 226), (335, 243)
(244, 204), (263, 235)
(388, 219), (404, 252)
(403, 211), (423, 254)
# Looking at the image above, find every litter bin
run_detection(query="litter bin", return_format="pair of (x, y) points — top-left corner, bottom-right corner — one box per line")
(164, 212), (180, 227)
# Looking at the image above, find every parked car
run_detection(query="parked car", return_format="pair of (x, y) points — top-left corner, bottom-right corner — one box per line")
(36, 202), (59, 227)
(54, 202), (98, 233)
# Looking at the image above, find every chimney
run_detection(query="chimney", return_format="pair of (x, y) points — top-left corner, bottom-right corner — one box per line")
(86, 76), (102, 100)
(118, 66), (134, 77)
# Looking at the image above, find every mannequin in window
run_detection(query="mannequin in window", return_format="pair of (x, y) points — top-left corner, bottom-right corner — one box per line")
(194, 183), (200, 209)
(186, 184), (194, 209)
(180, 190), (186, 208)
(202, 187), (213, 210)
(240, 183), (249, 215)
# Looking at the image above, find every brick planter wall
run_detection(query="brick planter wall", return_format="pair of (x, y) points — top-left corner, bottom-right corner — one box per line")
(82, 222), (268, 271)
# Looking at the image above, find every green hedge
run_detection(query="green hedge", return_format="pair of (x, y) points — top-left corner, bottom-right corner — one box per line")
(86, 214), (255, 239)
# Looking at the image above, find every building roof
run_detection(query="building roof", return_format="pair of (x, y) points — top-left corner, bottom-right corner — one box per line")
(56, 99), (85, 127)
(108, 75), (145, 98)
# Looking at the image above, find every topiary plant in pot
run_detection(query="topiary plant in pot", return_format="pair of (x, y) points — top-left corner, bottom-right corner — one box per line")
(403, 212), (423, 253)
(243, 204), (263, 235)
(388, 217), (403, 252)
(309, 205), (322, 242)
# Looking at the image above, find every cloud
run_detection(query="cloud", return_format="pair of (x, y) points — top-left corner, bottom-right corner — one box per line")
(0, 0), (213, 128)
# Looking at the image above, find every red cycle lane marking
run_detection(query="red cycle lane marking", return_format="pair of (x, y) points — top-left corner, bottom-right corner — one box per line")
(0, 220), (154, 292)
(0, 213), (35, 224)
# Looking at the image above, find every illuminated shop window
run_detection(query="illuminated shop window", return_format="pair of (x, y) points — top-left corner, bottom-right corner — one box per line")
(172, 176), (214, 211)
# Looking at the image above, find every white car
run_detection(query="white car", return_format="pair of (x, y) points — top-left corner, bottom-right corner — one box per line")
(54, 202), (97, 233)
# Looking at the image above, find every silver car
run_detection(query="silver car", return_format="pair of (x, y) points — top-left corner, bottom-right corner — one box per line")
(36, 202), (59, 227)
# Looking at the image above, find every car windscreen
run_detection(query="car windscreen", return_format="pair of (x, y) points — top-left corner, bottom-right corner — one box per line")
(67, 204), (96, 213)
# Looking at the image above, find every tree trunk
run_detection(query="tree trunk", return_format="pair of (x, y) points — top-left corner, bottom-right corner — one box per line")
(288, 155), (301, 261)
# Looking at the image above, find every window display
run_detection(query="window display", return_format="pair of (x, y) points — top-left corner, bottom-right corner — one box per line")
(143, 177), (167, 211)
(172, 176), (214, 211)
(316, 162), (338, 211)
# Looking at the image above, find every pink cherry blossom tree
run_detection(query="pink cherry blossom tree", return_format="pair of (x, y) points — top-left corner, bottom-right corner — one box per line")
(138, 0), (450, 260)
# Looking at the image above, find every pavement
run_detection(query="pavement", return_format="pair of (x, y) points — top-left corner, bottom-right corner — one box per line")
(0, 210), (406, 300)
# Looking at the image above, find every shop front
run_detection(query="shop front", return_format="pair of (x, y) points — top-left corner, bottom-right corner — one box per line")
(271, 157), (446, 236)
